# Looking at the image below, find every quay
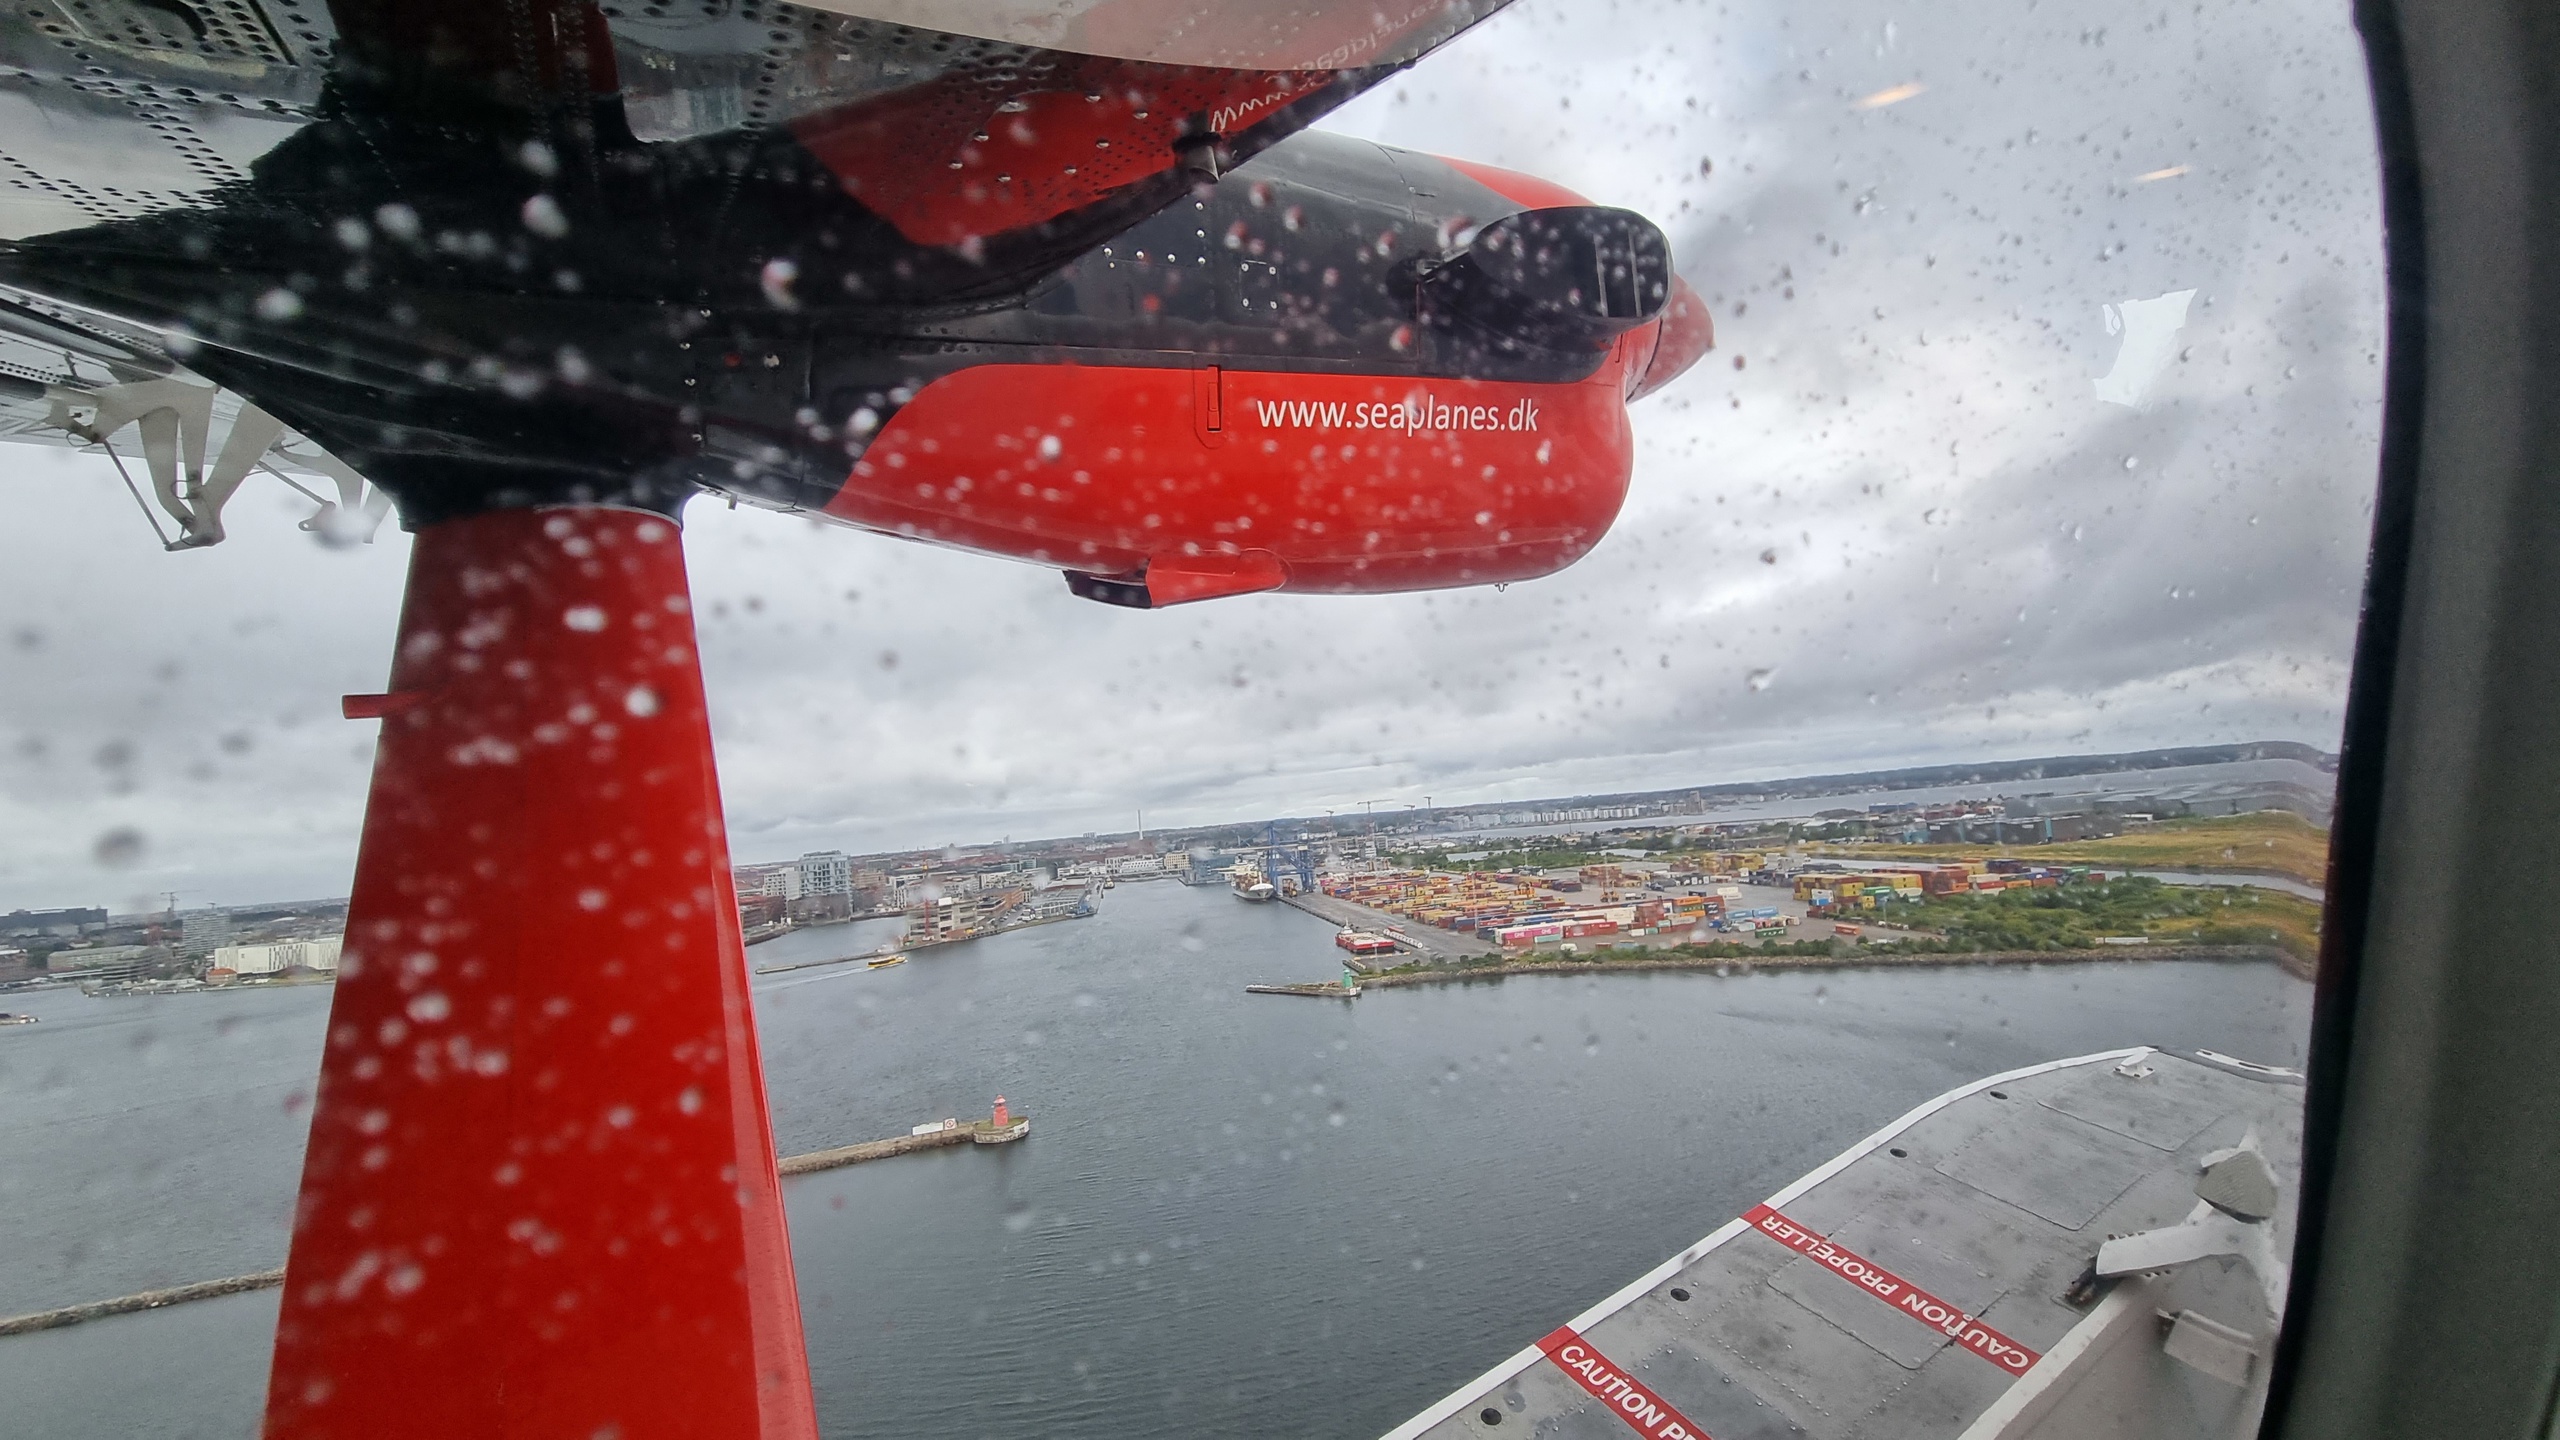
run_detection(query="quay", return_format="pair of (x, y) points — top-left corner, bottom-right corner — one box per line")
(1281, 890), (1492, 962)
(1245, 981), (1361, 999)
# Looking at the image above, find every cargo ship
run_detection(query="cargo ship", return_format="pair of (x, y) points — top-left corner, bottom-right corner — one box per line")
(1231, 862), (1277, 903)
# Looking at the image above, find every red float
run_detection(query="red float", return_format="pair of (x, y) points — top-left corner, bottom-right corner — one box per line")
(826, 354), (1639, 598)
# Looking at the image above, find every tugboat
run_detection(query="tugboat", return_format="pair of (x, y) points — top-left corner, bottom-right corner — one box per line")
(865, 954), (907, 970)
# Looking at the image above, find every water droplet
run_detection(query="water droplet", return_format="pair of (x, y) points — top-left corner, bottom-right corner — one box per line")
(563, 606), (607, 632)
(406, 992), (450, 1023)
(92, 827), (145, 868)
(760, 258), (800, 310)
(1746, 668), (1777, 692)
(520, 194), (568, 238)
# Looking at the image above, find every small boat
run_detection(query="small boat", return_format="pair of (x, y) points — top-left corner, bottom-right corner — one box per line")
(866, 954), (907, 969)
(0, 1011), (36, 1025)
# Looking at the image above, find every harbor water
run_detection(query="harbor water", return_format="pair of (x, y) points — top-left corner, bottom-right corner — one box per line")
(0, 880), (2311, 1438)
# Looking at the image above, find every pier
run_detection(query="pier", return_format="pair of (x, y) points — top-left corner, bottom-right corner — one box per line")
(1244, 982), (1361, 999)
(1281, 890), (1493, 962)
(0, 1100), (1030, 1337)
(778, 1110), (1030, 1175)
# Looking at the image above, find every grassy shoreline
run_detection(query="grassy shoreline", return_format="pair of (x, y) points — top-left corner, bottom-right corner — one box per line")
(1354, 941), (2308, 989)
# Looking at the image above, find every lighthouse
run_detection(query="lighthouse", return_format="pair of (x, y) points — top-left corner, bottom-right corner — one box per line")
(991, 1095), (1009, 1128)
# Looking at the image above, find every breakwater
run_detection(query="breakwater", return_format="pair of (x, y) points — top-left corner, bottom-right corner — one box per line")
(778, 1115), (1029, 1174)
(1244, 982), (1360, 999)
(2, 1116), (1030, 1337)
(0, 1269), (286, 1338)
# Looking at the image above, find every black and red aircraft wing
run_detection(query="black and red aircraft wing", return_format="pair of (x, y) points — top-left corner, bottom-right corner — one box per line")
(0, 0), (1529, 524)
(307, 0), (1513, 281)
(777, 0), (1510, 249)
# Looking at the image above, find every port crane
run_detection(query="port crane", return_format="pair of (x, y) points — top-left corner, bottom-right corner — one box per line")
(1260, 821), (1320, 898)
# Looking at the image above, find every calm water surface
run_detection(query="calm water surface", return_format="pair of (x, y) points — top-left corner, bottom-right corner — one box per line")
(0, 880), (2310, 1438)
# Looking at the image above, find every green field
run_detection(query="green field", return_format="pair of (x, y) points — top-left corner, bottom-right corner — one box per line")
(1812, 811), (2329, 887)
(1861, 875), (2321, 963)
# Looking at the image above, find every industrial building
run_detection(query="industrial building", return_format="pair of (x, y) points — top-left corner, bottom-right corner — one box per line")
(42, 944), (159, 980)
(3, 907), (107, 938)
(207, 936), (342, 980)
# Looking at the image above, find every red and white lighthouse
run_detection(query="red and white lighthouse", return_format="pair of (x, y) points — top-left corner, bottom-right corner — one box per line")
(992, 1096), (1009, 1127)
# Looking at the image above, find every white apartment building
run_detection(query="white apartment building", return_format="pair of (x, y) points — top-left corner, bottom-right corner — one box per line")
(798, 851), (853, 896)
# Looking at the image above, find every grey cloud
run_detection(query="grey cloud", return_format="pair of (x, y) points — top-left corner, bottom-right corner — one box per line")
(0, 0), (2383, 903)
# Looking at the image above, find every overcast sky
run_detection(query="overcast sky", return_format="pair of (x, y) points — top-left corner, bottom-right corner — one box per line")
(0, 0), (2383, 910)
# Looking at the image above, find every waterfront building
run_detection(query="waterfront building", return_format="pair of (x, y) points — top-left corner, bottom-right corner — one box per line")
(736, 893), (787, 933)
(905, 889), (1025, 946)
(179, 908), (233, 957)
(798, 851), (854, 897)
(44, 944), (157, 981)
(208, 936), (342, 977)
(735, 863), (803, 900)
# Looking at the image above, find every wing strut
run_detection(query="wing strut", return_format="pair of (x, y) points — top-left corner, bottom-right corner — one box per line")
(265, 506), (817, 1440)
